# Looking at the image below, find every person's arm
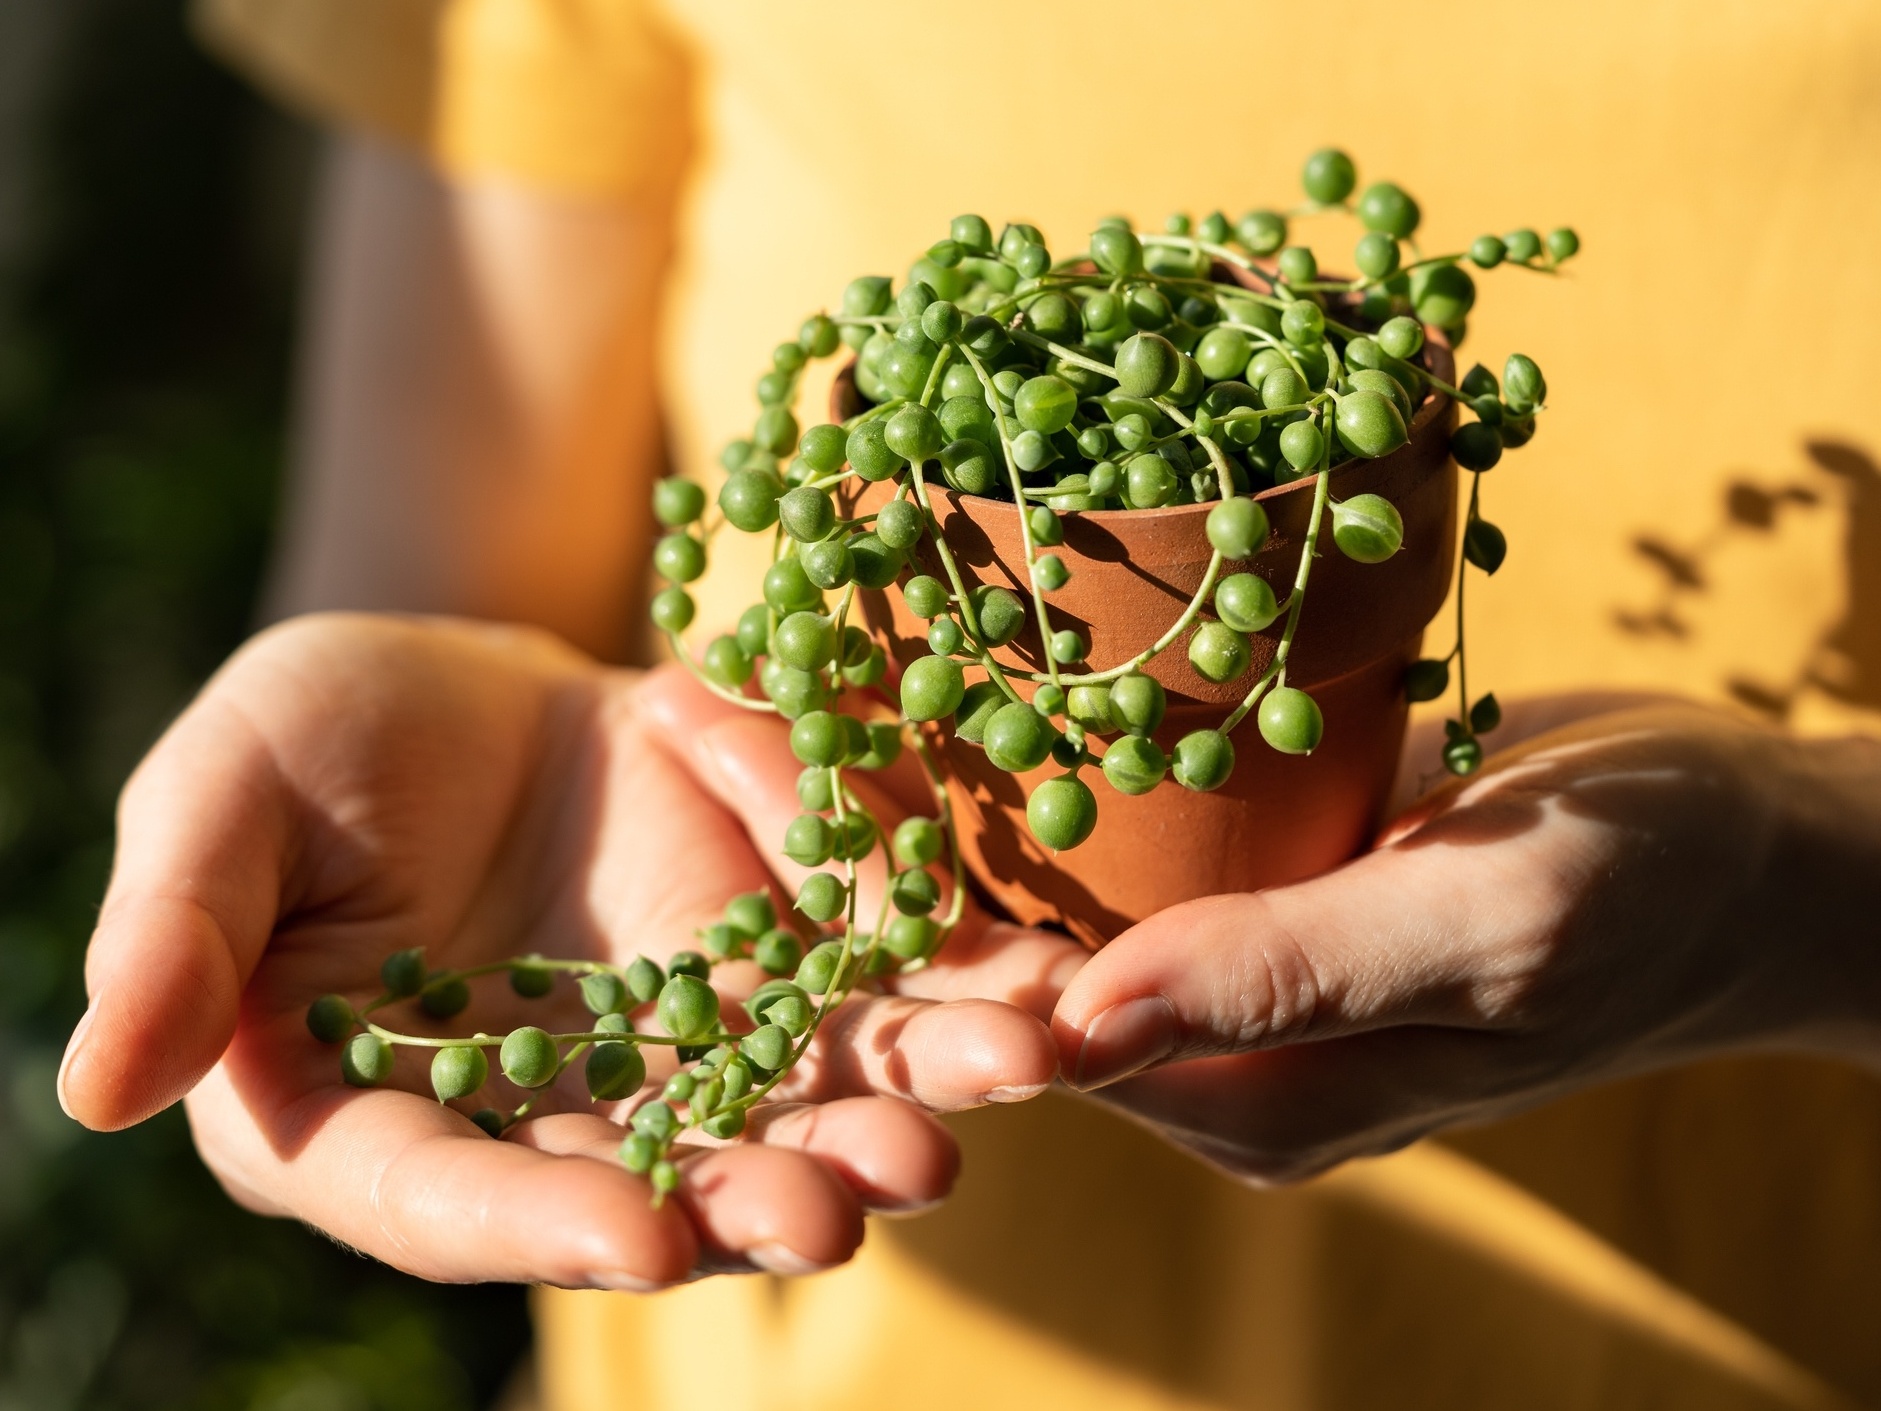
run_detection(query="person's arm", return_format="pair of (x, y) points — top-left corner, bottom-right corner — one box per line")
(265, 134), (667, 658)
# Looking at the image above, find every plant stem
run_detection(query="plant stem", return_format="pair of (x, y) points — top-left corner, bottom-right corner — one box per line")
(365, 1023), (737, 1050)
(1454, 471), (1481, 732)
(664, 629), (779, 712)
(909, 461), (1026, 706)
(959, 343), (1062, 691)
(727, 764), (867, 1117)
(1137, 232), (1273, 286)
(1222, 417), (1334, 733)
(907, 728), (968, 937)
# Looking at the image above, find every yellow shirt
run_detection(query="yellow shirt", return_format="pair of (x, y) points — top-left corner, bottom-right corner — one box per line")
(197, 2), (1881, 1406)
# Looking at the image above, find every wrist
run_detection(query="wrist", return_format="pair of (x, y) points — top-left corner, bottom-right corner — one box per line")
(1758, 731), (1881, 1065)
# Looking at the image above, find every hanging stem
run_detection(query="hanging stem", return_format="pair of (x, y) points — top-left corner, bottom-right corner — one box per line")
(1453, 471), (1481, 733)
(909, 460), (1027, 706)
(1222, 414), (1334, 734)
(958, 343), (1063, 691)
(907, 729), (968, 938)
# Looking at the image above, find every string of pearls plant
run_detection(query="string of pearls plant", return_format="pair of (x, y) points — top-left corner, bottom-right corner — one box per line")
(306, 150), (1576, 1200)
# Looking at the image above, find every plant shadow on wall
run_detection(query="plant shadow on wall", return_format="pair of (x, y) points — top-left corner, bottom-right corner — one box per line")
(1614, 439), (1881, 720)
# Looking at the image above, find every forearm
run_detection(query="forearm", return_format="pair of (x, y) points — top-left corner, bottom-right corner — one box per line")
(264, 135), (670, 660)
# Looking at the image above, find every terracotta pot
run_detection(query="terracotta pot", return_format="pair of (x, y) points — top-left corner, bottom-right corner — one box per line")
(835, 292), (1458, 948)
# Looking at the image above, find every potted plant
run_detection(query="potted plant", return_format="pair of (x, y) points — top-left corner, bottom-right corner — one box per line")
(305, 149), (1576, 1197)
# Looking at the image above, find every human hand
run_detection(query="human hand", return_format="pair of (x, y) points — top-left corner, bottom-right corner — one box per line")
(1050, 701), (1881, 1182)
(57, 615), (1060, 1286)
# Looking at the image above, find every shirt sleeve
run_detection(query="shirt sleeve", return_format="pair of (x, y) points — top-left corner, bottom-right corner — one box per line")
(193, 0), (689, 198)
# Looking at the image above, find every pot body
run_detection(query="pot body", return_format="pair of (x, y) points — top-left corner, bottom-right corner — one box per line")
(838, 338), (1458, 948)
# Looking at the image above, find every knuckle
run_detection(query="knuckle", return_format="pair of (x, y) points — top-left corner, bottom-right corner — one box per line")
(1252, 930), (1325, 1044)
(1206, 905), (1324, 1050)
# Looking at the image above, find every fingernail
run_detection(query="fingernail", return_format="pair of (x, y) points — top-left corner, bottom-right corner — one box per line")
(56, 1003), (98, 1120)
(983, 1082), (1050, 1104)
(747, 1241), (830, 1276)
(583, 1270), (662, 1292)
(1071, 996), (1176, 1091)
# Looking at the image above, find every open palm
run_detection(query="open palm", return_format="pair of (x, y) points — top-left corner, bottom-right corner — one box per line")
(59, 615), (1062, 1286)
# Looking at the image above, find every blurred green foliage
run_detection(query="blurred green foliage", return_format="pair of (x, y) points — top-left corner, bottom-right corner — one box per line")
(0, 3), (530, 1408)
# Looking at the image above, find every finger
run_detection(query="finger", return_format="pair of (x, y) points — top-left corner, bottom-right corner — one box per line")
(784, 993), (1058, 1111)
(673, 1144), (862, 1276)
(61, 694), (291, 1130)
(748, 1097), (959, 1214)
(187, 1065), (700, 1287)
(580, 676), (783, 964)
(511, 1111), (883, 1275)
(656, 698), (900, 918)
(522, 1095), (960, 1218)
(636, 666), (960, 934)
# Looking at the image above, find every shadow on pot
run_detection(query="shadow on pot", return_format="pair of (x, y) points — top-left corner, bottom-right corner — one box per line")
(951, 763), (1138, 943)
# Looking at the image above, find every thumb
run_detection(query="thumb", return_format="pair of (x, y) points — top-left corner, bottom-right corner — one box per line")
(60, 698), (290, 1130)
(1051, 822), (1548, 1091)
(635, 664), (920, 931)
